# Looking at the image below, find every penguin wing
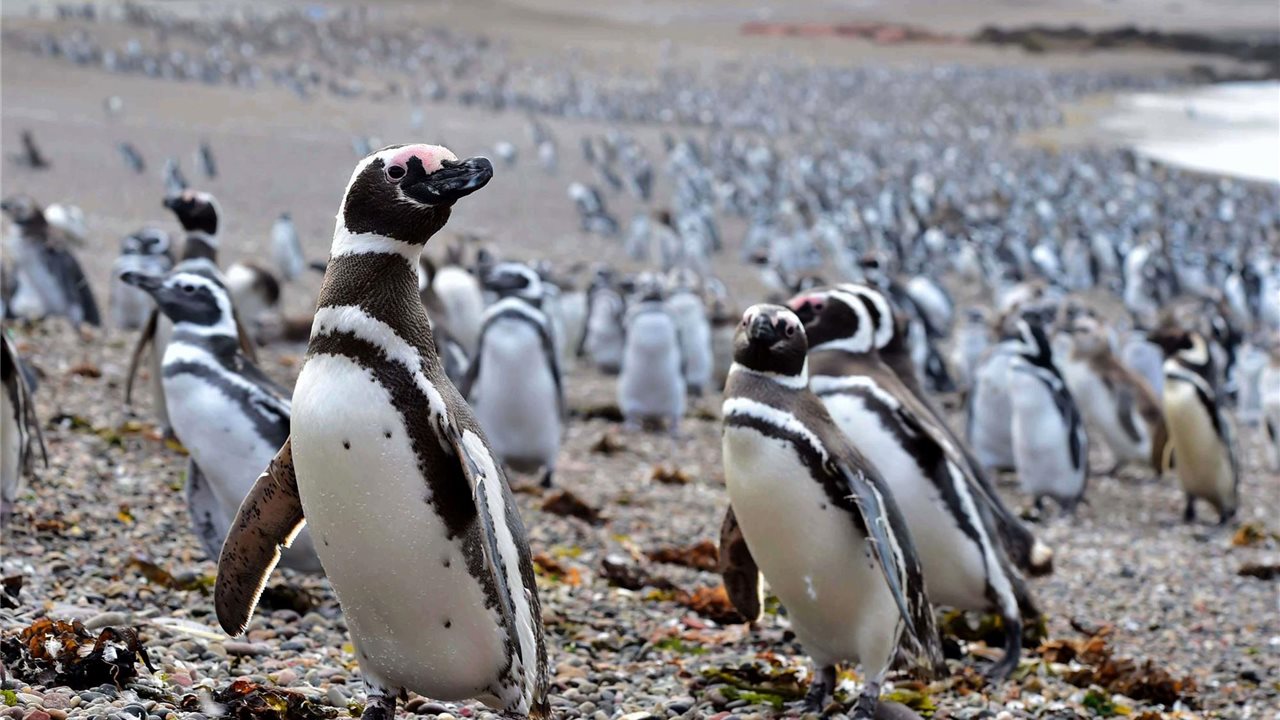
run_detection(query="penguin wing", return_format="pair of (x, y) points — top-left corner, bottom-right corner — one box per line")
(185, 459), (231, 561)
(717, 504), (762, 623)
(231, 307), (258, 363)
(829, 455), (946, 677)
(1114, 383), (1143, 444)
(215, 438), (306, 636)
(48, 247), (101, 326)
(124, 309), (159, 406)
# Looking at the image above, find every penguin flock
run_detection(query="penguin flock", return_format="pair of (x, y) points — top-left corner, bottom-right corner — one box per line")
(2, 4), (1279, 719)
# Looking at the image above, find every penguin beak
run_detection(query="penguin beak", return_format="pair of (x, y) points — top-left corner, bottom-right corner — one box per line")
(748, 314), (780, 344)
(120, 271), (163, 294)
(402, 156), (494, 206)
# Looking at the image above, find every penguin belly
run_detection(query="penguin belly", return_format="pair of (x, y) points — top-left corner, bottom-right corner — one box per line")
(969, 351), (1016, 471)
(1009, 371), (1082, 504)
(163, 369), (320, 571)
(822, 392), (993, 611)
(434, 268), (485, 355)
(1, 386), (22, 514)
(723, 426), (898, 670)
(618, 316), (684, 421)
(291, 355), (508, 698)
(110, 278), (154, 331)
(1064, 363), (1148, 465)
(1163, 380), (1234, 508)
(559, 292), (588, 366)
(471, 322), (560, 473)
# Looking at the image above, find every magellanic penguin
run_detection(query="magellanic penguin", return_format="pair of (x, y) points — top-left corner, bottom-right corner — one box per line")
(271, 212), (306, 283)
(462, 262), (564, 489)
(1, 196), (101, 327)
(618, 279), (686, 435)
(1, 330), (47, 523)
(840, 284), (1052, 576)
(214, 145), (548, 719)
(110, 228), (174, 331)
(718, 304), (946, 715)
(125, 190), (256, 437)
(1149, 326), (1239, 524)
(582, 270), (626, 374)
(664, 268), (714, 396)
(1260, 342), (1280, 472)
(788, 287), (1038, 679)
(120, 265), (321, 572)
(1008, 318), (1089, 514)
(1061, 312), (1168, 476)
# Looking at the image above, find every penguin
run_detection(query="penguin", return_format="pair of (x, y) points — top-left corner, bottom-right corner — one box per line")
(967, 341), (1019, 472)
(1008, 318), (1089, 514)
(842, 284), (1052, 575)
(430, 261), (486, 357)
(163, 158), (188, 197)
(718, 304), (945, 715)
(1, 196), (100, 326)
(1260, 342), (1280, 472)
(223, 261), (282, 331)
(949, 308), (991, 394)
(554, 272), (588, 368)
(664, 269), (713, 396)
(118, 141), (146, 173)
(706, 278), (736, 391)
(1, 330), (47, 523)
(582, 273), (626, 374)
(126, 190), (258, 437)
(271, 212), (306, 282)
(462, 263), (564, 488)
(1149, 326), (1239, 524)
(120, 266), (321, 572)
(12, 130), (48, 169)
(197, 140), (217, 179)
(1060, 312), (1168, 476)
(213, 145), (548, 719)
(790, 287), (1038, 679)
(110, 227), (174, 331)
(618, 280), (685, 434)
(1121, 324), (1165, 398)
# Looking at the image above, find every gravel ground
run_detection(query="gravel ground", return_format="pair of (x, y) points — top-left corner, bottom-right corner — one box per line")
(2, 3), (1279, 720)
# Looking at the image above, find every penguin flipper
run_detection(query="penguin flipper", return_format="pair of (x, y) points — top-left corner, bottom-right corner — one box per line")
(124, 309), (159, 406)
(834, 460), (947, 677)
(231, 307), (258, 363)
(717, 504), (762, 623)
(185, 459), (231, 562)
(215, 438), (306, 636)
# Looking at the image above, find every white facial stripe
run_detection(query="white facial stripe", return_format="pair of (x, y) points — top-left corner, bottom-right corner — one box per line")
(840, 285), (894, 349)
(1181, 334), (1209, 365)
(310, 305), (449, 423)
(329, 224), (421, 263)
(484, 297), (548, 328)
(729, 360), (808, 390)
(722, 395), (828, 463)
(460, 429), (539, 712)
(809, 374), (900, 410)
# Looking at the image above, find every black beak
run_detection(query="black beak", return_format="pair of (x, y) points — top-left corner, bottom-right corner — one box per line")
(120, 271), (163, 293)
(748, 314), (780, 344)
(402, 156), (494, 206)
(162, 195), (182, 211)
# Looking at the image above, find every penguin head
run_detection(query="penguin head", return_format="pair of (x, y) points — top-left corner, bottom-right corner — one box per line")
(121, 227), (172, 257)
(163, 190), (220, 235)
(1066, 313), (1110, 357)
(121, 266), (234, 334)
(1147, 324), (1196, 359)
(734, 304), (808, 377)
(485, 262), (544, 304)
(787, 287), (875, 355)
(341, 144), (493, 245)
(0, 196), (45, 228)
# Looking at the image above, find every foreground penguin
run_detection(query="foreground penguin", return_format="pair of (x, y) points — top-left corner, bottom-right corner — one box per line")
(1061, 312), (1168, 476)
(1009, 318), (1089, 514)
(789, 287), (1036, 678)
(1150, 326), (1239, 523)
(463, 262), (564, 488)
(1, 330), (46, 523)
(1, 196), (101, 326)
(719, 304), (945, 715)
(618, 279), (685, 434)
(215, 145), (548, 719)
(121, 266), (321, 572)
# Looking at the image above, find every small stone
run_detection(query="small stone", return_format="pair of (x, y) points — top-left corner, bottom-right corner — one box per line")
(22, 712), (51, 720)
(84, 611), (128, 630)
(223, 641), (271, 657)
(45, 712), (68, 720)
(15, 697), (42, 708)
(326, 687), (349, 707)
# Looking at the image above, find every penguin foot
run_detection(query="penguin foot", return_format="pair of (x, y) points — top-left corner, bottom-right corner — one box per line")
(1182, 495), (1197, 523)
(851, 677), (883, 720)
(540, 470), (554, 489)
(803, 665), (836, 714)
(1217, 508), (1236, 526)
(360, 692), (395, 720)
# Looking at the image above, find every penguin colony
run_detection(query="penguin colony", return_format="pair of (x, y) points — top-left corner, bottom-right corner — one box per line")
(2, 8), (1279, 718)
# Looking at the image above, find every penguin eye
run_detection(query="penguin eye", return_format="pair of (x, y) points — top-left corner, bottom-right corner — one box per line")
(386, 164), (407, 181)
(181, 284), (196, 294)
(784, 324), (796, 337)
(813, 302), (825, 312)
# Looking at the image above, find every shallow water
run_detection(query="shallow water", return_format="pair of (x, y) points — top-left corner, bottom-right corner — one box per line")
(1100, 81), (1280, 184)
